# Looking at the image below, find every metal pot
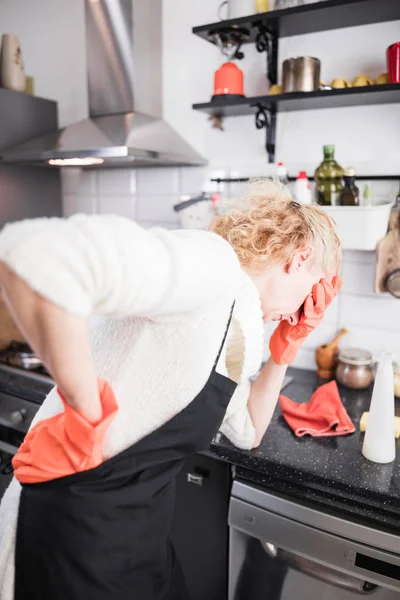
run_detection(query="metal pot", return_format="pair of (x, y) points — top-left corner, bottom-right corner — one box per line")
(282, 56), (321, 92)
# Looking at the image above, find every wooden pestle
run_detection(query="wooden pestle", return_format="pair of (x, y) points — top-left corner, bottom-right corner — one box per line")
(316, 328), (348, 378)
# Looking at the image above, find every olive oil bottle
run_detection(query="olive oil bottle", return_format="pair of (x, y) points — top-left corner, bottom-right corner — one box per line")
(339, 168), (360, 206)
(314, 145), (344, 206)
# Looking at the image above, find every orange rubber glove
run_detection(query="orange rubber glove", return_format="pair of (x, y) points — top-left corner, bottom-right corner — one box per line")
(13, 378), (118, 484)
(269, 276), (342, 365)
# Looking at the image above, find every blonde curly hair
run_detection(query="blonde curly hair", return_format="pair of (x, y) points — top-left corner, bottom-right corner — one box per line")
(210, 178), (342, 275)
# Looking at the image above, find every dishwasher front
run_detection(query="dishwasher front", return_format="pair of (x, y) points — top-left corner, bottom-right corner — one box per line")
(229, 480), (400, 600)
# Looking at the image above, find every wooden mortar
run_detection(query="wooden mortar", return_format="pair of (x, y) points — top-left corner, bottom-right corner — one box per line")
(315, 328), (348, 379)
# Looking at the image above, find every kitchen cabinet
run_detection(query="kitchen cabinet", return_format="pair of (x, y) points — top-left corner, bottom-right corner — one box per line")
(171, 453), (232, 600)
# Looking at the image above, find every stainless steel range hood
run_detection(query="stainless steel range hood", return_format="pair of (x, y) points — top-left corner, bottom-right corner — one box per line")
(1, 0), (206, 168)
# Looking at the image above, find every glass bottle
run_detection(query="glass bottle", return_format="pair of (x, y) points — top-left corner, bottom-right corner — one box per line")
(314, 145), (344, 206)
(340, 168), (360, 206)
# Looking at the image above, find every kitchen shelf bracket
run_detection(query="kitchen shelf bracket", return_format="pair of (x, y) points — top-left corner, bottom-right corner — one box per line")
(254, 103), (276, 163)
(255, 23), (278, 85)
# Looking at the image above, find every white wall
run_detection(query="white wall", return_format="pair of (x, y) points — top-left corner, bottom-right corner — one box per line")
(162, 0), (400, 174)
(1, 0), (399, 368)
(0, 0), (87, 127)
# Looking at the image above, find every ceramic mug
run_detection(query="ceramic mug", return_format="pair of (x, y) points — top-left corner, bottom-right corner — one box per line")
(256, 0), (269, 12)
(0, 34), (25, 92)
(375, 72), (388, 85)
(352, 75), (373, 87)
(218, 0), (256, 19)
(269, 84), (282, 95)
(387, 42), (400, 83)
(331, 78), (351, 89)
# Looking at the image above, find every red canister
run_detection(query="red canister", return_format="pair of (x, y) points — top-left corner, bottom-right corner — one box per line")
(387, 42), (400, 83)
(212, 62), (244, 99)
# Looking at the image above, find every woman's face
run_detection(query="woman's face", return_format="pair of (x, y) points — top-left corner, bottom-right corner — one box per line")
(249, 248), (329, 325)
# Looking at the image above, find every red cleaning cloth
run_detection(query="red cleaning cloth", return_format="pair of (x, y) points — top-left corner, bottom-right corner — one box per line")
(279, 380), (356, 437)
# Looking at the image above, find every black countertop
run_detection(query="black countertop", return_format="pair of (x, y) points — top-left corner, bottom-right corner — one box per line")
(209, 368), (400, 534)
(1, 365), (399, 533)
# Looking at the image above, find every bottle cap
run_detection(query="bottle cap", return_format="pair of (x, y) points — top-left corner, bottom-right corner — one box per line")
(323, 144), (335, 154)
(344, 167), (355, 177)
(297, 171), (308, 179)
(277, 161), (283, 166)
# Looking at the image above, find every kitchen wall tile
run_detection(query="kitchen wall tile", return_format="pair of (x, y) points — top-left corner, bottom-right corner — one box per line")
(137, 168), (180, 197)
(98, 195), (136, 219)
(340, 325), (400, 360)
(322, 295), (340, 325)
(301, 321), (341, 350)
(98, 169), (136, 195)
(292, 348), (317, 371)
(137, 195), (180, 224)
(340, 293), (400, 332)
(62, 194), (97, 217)
(179, 167), (208, 195)
(342, 250), (376, 265)
(341, 258), (377, 297)
(202, 167), (231, 194)
(61, 168), (97, 196)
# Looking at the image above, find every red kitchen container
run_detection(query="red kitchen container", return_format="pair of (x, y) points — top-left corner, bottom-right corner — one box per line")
(212, 62), (244, 100)
(387, 42), (400, 83)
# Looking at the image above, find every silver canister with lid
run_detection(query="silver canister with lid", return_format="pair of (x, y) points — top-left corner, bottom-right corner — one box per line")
(282, 56), (321, 93)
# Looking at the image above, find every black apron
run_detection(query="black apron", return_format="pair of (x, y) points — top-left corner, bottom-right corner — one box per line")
(15, 308), (237, 600)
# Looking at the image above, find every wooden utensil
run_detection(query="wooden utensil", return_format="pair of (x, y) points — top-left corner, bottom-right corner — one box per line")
(315, 328), (348, 379)
(375, 200), (400, 294)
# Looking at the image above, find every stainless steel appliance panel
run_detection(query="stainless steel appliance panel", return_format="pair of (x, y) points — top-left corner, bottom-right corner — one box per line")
(229, 481), (400, 599)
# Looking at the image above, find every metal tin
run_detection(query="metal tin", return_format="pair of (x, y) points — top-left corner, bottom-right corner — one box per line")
(293, 56), (321, 92)
(282, 56), (321, 93)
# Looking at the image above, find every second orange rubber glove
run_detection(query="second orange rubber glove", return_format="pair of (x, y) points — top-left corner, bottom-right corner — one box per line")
(13, 378), (118, 484)
(269, 276), (342, 365)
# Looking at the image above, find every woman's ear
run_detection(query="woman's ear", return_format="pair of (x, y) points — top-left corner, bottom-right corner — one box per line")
(287, 246), (313, 274)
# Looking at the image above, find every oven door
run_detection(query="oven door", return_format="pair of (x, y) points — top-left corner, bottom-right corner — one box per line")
(229, 481), (400, 600)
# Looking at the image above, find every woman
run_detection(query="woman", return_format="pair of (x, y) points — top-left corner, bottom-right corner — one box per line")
(0, 180), (341, 599)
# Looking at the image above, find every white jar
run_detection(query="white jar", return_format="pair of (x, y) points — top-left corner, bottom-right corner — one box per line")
(294, 171), (312, 205)
(1, 34), (26, 92)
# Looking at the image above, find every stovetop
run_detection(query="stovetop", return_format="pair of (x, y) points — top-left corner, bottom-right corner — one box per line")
(0, 364), (54, 405)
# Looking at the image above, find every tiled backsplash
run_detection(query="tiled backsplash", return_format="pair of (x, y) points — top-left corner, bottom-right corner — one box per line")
(62, 167), (400, 370)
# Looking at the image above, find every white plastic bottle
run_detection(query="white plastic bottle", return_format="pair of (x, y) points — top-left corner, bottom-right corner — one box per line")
(362, 353), (396, 464)
(276, 161), (288, 185)
(294, 171), (312, 205)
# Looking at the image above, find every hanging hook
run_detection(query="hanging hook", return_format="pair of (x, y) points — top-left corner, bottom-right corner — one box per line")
(255, 104), (270, 130)
(255, 23), (278, 85)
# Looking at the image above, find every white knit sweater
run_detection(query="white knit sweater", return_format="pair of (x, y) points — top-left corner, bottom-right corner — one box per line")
(0, 215), (264, 598)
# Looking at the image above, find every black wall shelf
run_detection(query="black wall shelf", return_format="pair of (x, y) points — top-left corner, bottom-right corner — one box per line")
(193, 84), (400, 117)
(193, 0), (400, 42)
(192, 0), (400, 162)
